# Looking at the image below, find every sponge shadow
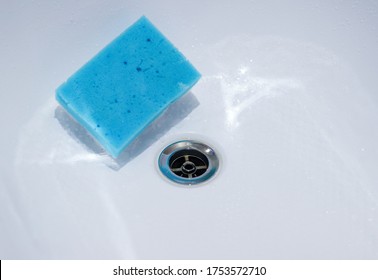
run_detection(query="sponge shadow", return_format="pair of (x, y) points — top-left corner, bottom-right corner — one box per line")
(54, 92), (200, 170)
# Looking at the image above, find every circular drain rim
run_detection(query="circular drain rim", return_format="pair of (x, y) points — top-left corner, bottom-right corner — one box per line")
(158, 140), (220, 185)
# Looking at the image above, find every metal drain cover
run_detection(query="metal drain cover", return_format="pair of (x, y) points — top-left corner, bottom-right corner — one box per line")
(158, 140), (220, 185)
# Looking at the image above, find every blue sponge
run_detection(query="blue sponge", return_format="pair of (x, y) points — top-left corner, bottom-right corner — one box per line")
(56, 16), (201, 158)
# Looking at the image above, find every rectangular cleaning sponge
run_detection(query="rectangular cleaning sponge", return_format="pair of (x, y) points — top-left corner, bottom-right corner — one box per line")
(56, 16), (201, 158)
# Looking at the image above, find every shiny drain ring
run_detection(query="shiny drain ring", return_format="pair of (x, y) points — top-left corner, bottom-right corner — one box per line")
(158, 140), (220, 185)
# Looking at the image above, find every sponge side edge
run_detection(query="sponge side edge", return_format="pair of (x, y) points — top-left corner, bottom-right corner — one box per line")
(55, 87), (121, 158)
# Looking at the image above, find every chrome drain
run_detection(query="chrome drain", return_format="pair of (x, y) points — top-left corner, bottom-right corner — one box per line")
(158, 140), (220, 185)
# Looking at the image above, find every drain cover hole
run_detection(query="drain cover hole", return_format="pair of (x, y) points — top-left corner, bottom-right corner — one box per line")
(182, 162), (196, 174)
(169, 149), (209, 178)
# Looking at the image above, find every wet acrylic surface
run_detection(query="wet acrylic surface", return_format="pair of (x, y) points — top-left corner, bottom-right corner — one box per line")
(1, 0), (378, 259)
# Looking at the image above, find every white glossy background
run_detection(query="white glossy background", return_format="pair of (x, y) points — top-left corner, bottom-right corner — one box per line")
(1, 0), (378, 259)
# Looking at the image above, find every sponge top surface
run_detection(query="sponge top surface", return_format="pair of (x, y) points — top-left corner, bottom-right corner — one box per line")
(56, 16), (201, 157)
